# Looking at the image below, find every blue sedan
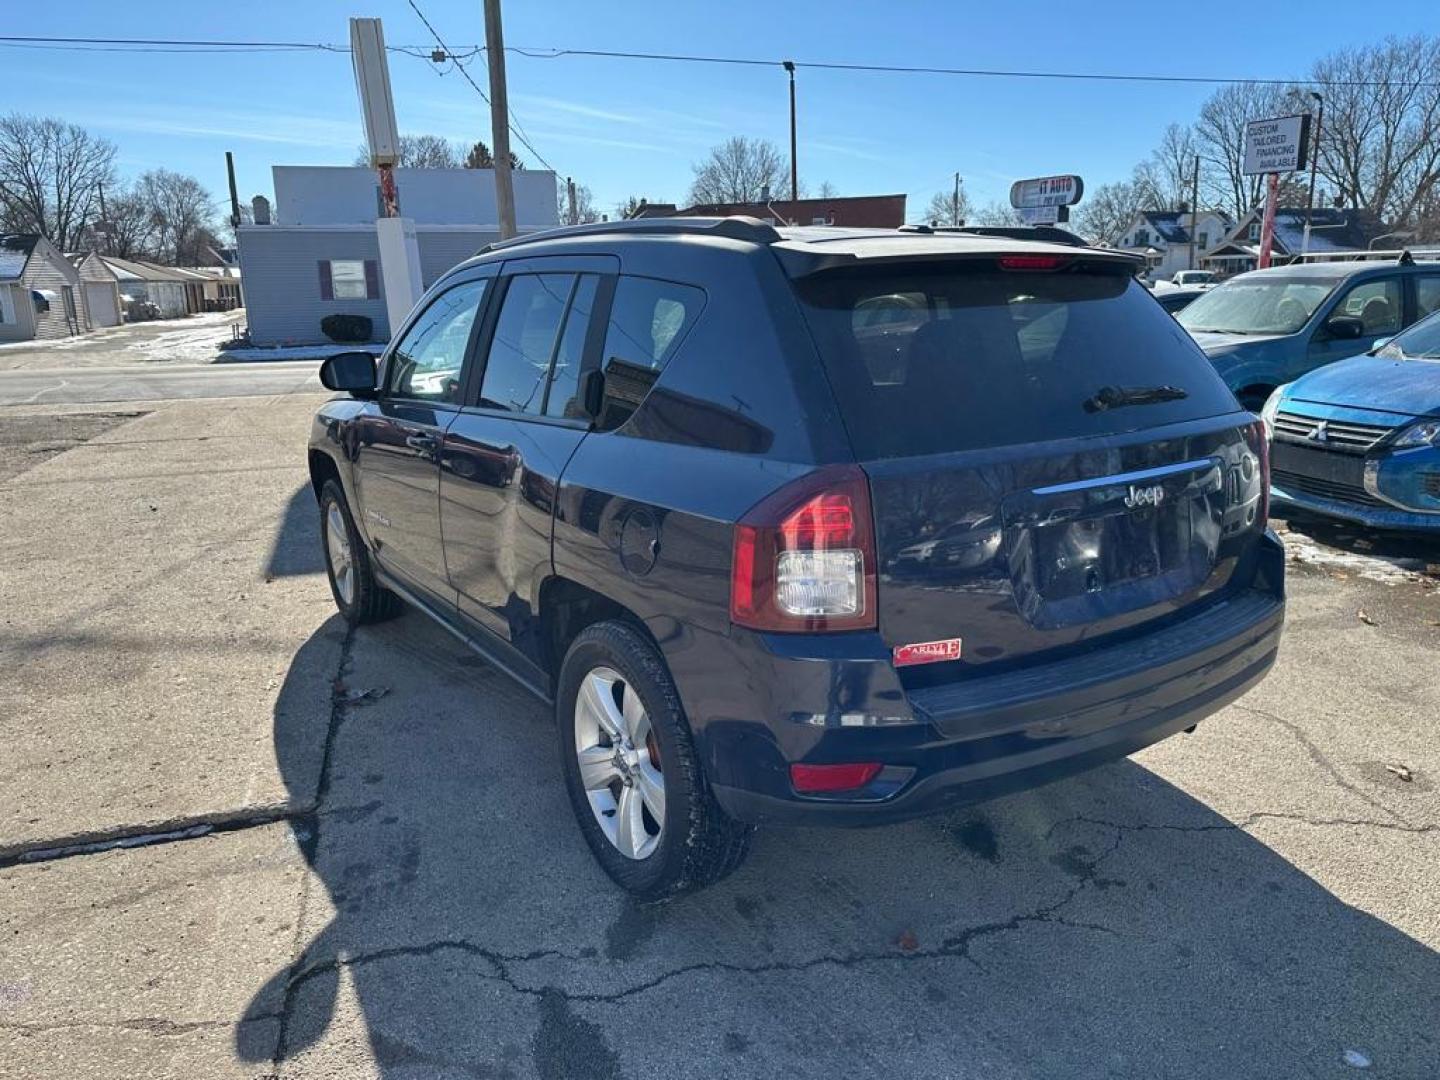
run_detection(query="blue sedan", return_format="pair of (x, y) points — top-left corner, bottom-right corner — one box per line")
(1261, 309), (1440, 530)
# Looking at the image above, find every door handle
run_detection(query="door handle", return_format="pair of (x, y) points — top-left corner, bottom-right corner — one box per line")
(404, 432), (439, 454)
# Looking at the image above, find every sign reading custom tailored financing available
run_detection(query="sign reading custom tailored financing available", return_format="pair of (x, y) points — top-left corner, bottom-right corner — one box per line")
(1243, 114), (1312, 175)
(1010, 175), (1084, 209)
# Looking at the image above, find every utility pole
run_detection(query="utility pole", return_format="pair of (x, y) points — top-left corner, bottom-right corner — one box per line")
(953, 172), (962, 225)
(484, 0), (517, 239)
(225, 151), (242, 232)
(1188, 155), (1200, 271)
(96, 182), (110, 255)
(784, 60), (798, 203)
(1301, 92), (1324, 257)
(567, 176), (577, 225)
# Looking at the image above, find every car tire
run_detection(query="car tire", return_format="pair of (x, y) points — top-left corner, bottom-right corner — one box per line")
(557, 621), (752, 900)
(319, 479), (399, 625)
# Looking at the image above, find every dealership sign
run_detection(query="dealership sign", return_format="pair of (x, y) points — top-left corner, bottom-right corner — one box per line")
(1017, 205), (1065, 225)
(1243, 114), (1312, 175)
(1010, 175), (1084, 210)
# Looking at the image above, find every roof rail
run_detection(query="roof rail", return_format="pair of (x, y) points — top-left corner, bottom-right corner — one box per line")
(1293, 247), (1440, 264)
(477, 215), (781, 255)
(900, 223), (1091, 247)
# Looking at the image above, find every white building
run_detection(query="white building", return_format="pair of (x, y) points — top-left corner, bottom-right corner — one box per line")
(237, 165), (558, 345)
(1117, 209), (1233, 280)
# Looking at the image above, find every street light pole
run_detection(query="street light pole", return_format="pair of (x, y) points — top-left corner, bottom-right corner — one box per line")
(1301, 91), (1323, 257)
(784, 61), (798, 203)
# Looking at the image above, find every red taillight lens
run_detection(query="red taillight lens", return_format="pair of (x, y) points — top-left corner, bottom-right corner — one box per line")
(790, 762), (882, 793)
(730, 464), (878, 633)
(1244, 418), (1270, 530)
(997, 254), (1069, 271)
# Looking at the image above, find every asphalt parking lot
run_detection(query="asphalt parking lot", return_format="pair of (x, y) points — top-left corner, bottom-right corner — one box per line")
(2, 394), (1438, 1079)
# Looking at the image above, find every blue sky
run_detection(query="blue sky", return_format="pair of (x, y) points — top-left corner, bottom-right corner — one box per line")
(5, 0), (1440, 222)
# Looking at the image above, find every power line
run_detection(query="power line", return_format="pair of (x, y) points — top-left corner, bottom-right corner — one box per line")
(3, 34), (1435, 90)
(400, 2), (558, 174)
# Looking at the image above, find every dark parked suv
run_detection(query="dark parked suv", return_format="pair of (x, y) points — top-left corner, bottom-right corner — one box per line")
(310, 217), (1285, 898)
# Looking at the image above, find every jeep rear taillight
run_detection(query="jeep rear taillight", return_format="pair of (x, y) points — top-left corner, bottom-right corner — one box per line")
(730, 464), (878, 633)
(1244, 418), (1270, 530)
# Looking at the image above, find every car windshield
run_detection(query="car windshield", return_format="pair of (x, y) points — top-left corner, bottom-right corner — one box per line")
(1177, 276), (1335, 335)
(1378, 311), (1440, 360)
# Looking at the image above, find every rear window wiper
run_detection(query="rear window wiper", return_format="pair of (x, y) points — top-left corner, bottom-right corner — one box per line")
(1083, 384), (1189, 413)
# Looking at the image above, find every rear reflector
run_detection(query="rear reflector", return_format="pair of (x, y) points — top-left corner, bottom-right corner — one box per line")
(997, 254), (1069, 271)
(790, 762), (882, 793)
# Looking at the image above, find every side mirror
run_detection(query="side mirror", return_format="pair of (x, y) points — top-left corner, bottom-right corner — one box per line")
(1325, 315), (1365, 341)
(319, 351), (378, 396)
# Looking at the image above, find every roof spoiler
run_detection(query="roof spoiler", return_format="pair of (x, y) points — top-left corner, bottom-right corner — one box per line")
(900, 223), (1092, 248)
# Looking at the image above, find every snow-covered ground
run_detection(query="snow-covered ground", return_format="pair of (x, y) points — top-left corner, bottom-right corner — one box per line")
(0, 311), (386, 370)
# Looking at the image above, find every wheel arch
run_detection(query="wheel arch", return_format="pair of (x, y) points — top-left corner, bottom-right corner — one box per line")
(538, 576), (664, 689)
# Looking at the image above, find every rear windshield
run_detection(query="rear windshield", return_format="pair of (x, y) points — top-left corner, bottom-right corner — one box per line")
(794, 265), (1238, 459)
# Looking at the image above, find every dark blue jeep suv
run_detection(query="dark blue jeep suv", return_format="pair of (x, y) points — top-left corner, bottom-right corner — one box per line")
(310, 217), (1285, 898)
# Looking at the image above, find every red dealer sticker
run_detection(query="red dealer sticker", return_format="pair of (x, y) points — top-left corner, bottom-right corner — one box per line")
(892, 637), (963, 667)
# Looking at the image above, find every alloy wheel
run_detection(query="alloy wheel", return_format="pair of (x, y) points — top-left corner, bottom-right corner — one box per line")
(573, 666), (665, 860)
(324, 501), (355, 606)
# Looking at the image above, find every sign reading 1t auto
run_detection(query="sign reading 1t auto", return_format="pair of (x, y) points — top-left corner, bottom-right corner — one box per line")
(1010, 175), (1084, 209)
(1243, 113), (1311, 176)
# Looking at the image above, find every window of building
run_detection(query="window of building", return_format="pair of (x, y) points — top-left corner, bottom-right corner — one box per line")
(387, 279), (488, 402)
(321, 259), (375, 301)
(1135, 229), (1149, 245)
(1247, 222), (1261, 241)
(1197, 232), (1209, 249)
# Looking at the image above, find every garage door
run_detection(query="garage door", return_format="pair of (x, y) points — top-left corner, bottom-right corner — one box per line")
(85, 282), (120, 327)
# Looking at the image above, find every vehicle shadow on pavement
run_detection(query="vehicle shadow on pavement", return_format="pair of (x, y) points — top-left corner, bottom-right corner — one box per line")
(264, 484), (325, 579)
(237, 614), (1440, 1079)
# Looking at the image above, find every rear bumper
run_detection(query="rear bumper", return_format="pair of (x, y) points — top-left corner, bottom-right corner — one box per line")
(702, 534), (1286, 827)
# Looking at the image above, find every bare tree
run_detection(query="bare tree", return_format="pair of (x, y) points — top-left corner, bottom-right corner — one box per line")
(135, 169), (218, 264)
(1311, 35), (1440, 226)
(689, 137), (788, 204)
(816, 180), (839, 199)
(557, 181), (601, 225)
(0, 114), (116, 250)
(93, 187), (155, 258)
(1072, 180), (1148, 245)
(925, 180), (971, 226)
(1136, 123), (1199, 210)
(1194, 82), (1293, 218)
(971, 200), (1022, 226)
(353, 133), (462, 169)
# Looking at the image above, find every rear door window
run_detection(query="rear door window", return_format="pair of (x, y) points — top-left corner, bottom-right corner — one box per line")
(479, 274), (575, 415)
(794, 266), (1238, 460)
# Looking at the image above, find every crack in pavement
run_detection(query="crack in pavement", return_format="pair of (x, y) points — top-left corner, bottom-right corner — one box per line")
(0, 806), (303, 869)
(1232, 703), (1416, 825)
(1047, 811), (1438, 840)
(0, 1014), (279, 1037)
(274, 827), (1128, 1014)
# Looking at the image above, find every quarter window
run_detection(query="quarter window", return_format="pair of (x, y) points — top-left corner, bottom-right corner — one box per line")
(596, 276), (704, 431)
(387, 279), (487, 402)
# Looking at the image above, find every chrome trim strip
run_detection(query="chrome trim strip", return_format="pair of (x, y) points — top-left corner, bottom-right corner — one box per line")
(1031, 457), (1218, 496)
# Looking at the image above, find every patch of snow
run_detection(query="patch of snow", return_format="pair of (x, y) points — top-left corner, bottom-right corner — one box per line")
(218, 342), (386, 362)
(1278, 528), (1432, 586)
